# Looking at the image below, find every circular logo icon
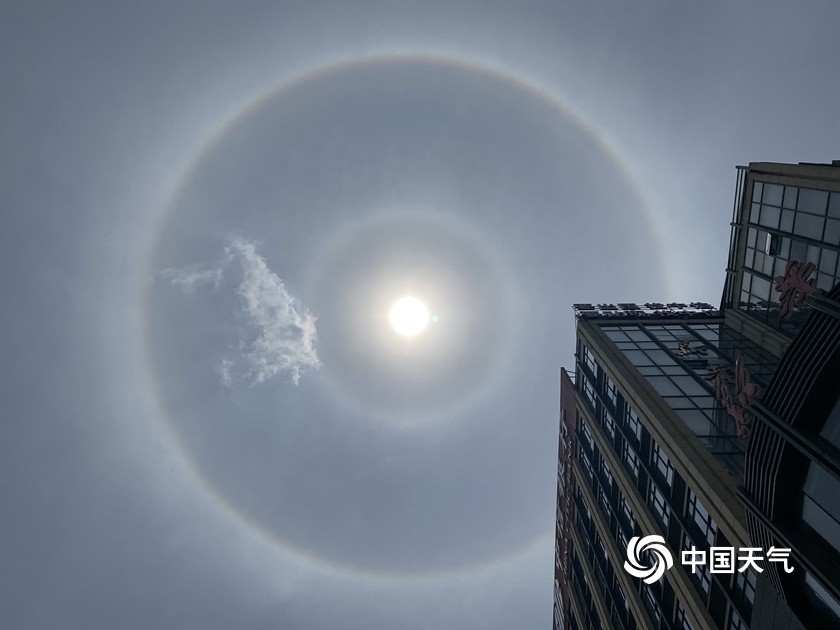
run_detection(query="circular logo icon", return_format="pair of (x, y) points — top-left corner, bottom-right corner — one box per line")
(624, 535), (674, 584)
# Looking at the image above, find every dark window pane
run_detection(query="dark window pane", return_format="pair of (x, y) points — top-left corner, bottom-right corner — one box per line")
(668, 396), (695, 409)
(648, 376), (682, 397)
(780, 209), (795, 232)
(825, 219), (840, 246)
(694, 327), (720, 343)
(829, 192), (840, 219)
(752, 276), (771, 300)
(741, 273), (751, 292)
(817, 272), (833, 291)
(766, 233), (781, 255)
(783, 186), (798, 209)
(803, 462), (840, 553)
(673, 375), (711, 397)
(647, 349), (676, 365)
(677, 409), (714, 435)
(820, 250), (837, 275)
(804, 573), (840, 626)
(763, 183), (783, 206)
(798, 188), (829, 215)
(795, 213), (825, 240)
(791, 239), (808, 262)
(625, 350), (651, 366)
(605, 330), (630, 342)
(760, 205), (780, 229)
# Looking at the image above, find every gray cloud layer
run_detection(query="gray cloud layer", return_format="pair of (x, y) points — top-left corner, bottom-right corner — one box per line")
(165, 237), (320, 386)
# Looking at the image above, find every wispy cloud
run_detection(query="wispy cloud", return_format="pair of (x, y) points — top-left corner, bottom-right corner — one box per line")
(160, 265), (223, 293)
(164, 237), (320, 386)
(225, 237), (320, 385)
(217, 358), (235, 388)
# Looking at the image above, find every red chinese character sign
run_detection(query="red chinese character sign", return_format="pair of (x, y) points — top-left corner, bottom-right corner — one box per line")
(773, 259), (824, 321)
(677, 340), (708, 358)
(706, 357), (759, 439)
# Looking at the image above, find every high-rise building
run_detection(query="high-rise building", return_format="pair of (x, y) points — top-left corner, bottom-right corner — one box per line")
(553, 161), (840, 630)
(728, 161), (840, 628)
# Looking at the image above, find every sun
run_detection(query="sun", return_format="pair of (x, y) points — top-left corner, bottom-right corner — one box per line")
(389, 296), (430, 337)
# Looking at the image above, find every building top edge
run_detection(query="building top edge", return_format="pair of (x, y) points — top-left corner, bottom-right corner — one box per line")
(573, 302), (720, 319)
(745, 161), (840, 181)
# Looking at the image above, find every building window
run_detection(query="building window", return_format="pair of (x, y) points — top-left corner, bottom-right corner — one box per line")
(626, 406), (642, 442)
(619, 495), (635, 532)
(623, 442), (640, 481)
(652, 441), (675, 487)
(740, 181), (840, 332)
(643, 584), (663, 627)
(577, 488), (592, 523)
(598, 487), (610, 516)
(762, 182), (783, 206)
(752, 181), (763, 203)
(802, 460), (840, 555)
(733, 569), (757, 608)
(676, 603), (695, 630)
(596, 535), (608, 568)
(764, 232), (781, 255)
(582, 377), (596, 407)
(683, 535), (711, 596)
(582, 344), (597, 376)
(600, 459), (613, 490)
(805, 571), (840, 624)
(602, 408), (616, 441)
(605, 375), (618, 407)
(617, 529), (629, 554)
(614, 585), (629, 625)
(648, 481), (671, 529)
(798, 187), (829, 215)
(580, 420), (594, 453)
(580, 451), (594, 484)
(728, 608), (746, 630)
(687, 489), (718, 546)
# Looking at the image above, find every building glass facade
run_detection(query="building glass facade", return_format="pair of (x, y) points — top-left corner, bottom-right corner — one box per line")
(597, 319), (777, 480)
(740, 181), (840, 334)
(554, 161), (840, 630)
(568, 309), (764, 629)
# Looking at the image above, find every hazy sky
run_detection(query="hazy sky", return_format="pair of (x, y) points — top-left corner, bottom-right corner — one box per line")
(2, 2), (838, 628)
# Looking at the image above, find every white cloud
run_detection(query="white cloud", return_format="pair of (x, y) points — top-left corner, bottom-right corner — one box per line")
(161, 265), (223, 293)
(217, 359), (235, 388)
(225, 237), (320, 386)
(164, 237), (320, 386)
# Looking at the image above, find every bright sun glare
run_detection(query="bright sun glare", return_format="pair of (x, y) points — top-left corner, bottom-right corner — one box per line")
(389, 296), (430, 337)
